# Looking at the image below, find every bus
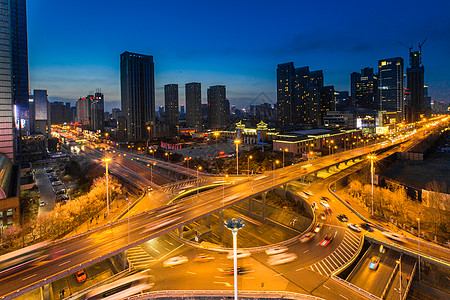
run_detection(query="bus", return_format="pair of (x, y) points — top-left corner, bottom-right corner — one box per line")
(83, 272), (154, 300)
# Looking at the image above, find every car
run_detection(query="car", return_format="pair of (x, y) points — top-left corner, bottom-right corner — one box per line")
(337, 214), (348, 222)
(321, 196), (330, 201)
(265, 246), (288, 256)
(227, 250), (251, 259)
(314, 223), (322, 233)
(193, 253), (215, 262)
(267, 253), (298, 266)
(320, 200), (330, 208)
(325, 208), (333, 215)
(319, 233), (333, 247)
(382, 232), (407, 243)
(75, 270), (86, 283)
(52, 181), (63, 186)
(312, 202), (318, 211)
(347, 223), (362, 232)
(39, 201), (45, 207)
(147, 186), (153, 192)
(163, 256), (188, 267)
(298, 192), (308, 199)
(45, 168), (54, 173)
(56, 194), (69, 202)
(319, 213), (326, 220)
(49, 177), (59, 182)
(368, 256), (380, 270)
(55, 189), (67, 195)
(222, 266), (254, 276)
(304, 190), (314, 196)
(299, 232), (315, 243)
(360, 222), (375, 232)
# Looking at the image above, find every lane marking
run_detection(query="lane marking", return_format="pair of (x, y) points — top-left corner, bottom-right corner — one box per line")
(22, 274), (36, 281)
(214, 282), (232, 287)
(88, 249), (99, 254)
(340, 294), (349, 300)
(303, 249), (309, 253)
(166, 240), (174, 246)
(295, 268), (304, 272)
(323, 284), (330, 290)
(187, 271), (196, 275)
(58, 260), (71, 267)
(274, 273), (283, 277)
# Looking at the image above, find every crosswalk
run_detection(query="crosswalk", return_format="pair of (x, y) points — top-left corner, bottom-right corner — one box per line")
(308, 229), (361, 276)
(127, 246), (156, 270)
(163, 179), (206, 193)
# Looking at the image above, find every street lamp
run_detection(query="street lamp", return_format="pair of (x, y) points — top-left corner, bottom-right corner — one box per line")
(273, 160), (280, 187)
(396, 258), (402, 300)
(247, 155), (252, 178)
(225, 218), (245, 300)
(102, 157), (112, 217)
(234, 139), (241, 175)
(280, 148), (288, 167)
(367, 155), (377, 215)
(417, 214), (421, 282)
(197, 166), (202, 196)
(146, 126), (151, 148)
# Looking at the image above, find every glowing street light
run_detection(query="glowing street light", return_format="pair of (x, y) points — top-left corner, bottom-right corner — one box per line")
(225, 218), (245, 300)
(417, 214), (421, 282)
(367, 155), (377, 215)
(197, 165), (202, 196)
(102, 157), (112, 217)
(272, 159), (280, 187)
(234, 139), (241, 175)
(280, 148), (288, 167)
(247, 155), (252, 178)
(396, 258), (402, 299)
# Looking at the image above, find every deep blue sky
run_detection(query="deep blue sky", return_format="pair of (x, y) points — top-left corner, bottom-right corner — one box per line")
(28, 0), (450, 112)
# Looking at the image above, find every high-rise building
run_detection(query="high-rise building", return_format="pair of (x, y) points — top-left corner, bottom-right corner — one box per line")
(91, 91), (105, 132)
(120, 51), (155, 142)
(334, 91), (350, 110)
(50, 101), (73, 125)
(112, 108), (121, 120)
(76, 96), (91, 128)
(164, 84), (179, 134)
(406, 49), (426, 123)
(308, 70), (324, 126)
(207, 85), (228, 129)
(321, 86), (335, 123)
(31, 90), (50, 139)
(185, 82), (202, 131)
(353, 67), (377, 109)
(295, 66), (323, 126)
(350, 72), (360, 107)
(378, 57), (404, 113)
(277, 63), (296, 127)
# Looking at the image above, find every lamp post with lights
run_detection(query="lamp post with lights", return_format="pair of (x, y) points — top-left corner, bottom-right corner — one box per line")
(272, 160), (280, 187)
(367, 155), (377, 215)
(197, 166), (202, 196)
(225, 218), (245, 300)
(234, 139), (241, 175)
(247, 155), (252, 178)
(417, 214), (421, 282)
(102, 157), (112, 217)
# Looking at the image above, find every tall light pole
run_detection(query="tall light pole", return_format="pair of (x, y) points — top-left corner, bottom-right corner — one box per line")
(147, 126), (151, 149)
(247, 155), (252, 178)
(273, 160), (280, 187)
(225, 218), (245, 300)
(102, 157), (112, 217)
(367, 155), (377, 215)
(197, 166), (202, 196)
(396, 258), (402, 300)
(417, 214), (421, 282)
(281, 148), (288, 167)
(234, 139), (241, 175)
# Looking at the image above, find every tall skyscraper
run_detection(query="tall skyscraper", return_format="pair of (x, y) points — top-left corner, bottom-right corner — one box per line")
(378, 57), (404, 113)
(31, 90), (50, 139)
(91, 91), (105, 132)
(353, 67), (378, 110)
(406, 48), (425, 123)
(120, 51), (155, 142)
(207, 85), (228, 129)
(321, 86), (335, 123)
(164, 84), (179, 135)
(308, 70), (324, 126)
(350, 72), (360, 107)
(294, 66), (323, 126)
(277, 62), (295, 127)
(185, 82), (202, 131)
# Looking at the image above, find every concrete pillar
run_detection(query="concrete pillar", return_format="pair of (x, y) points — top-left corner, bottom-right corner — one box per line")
(206, 215), (210, 228)
(219, 210), (224, 239)
(178, 225), (184, 238)
(262, 192), (267, 220)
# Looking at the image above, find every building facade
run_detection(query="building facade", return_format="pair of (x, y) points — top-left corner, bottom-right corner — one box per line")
(353, 67), (378, 110)
(378, 57), (404, 113)
(207, 85), (228, 129)
(277, 62), (296, 128)
(31, 90), (50, 139)
(406, 49), (426, 123)
(120, 51), (155, 142)
(185, 82), (202, 131)
(164, 84), (179, 134)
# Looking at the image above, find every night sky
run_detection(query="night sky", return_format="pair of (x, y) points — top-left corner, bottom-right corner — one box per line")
(28, 0), (450, 112)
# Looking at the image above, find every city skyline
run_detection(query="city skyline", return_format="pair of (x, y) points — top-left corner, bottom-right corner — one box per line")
(28, 0), (449, 112)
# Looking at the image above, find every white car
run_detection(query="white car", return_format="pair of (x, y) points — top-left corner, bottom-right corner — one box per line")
(163, 256), (188, 267)
(227, 250), (251, 259)
(298, 192), (308, 199)
(382, 232), (406, 243)
(265, 246), (288, 256)
(267, 253), (298, 266)
(39, 201), (45, 207)
(304, 190), (314, 196)
(320, 200), (330, 208)
(347, 223), (362, 232)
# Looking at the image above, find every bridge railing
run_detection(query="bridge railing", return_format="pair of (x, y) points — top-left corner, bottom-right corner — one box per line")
(330, 275), (381, 300)
(127, 290), (325, 299)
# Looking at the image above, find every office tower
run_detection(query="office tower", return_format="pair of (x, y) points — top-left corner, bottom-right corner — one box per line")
(91, 91), (104, 132)
(378, 57), (404, 113)
(277, 62), (296, 127)
(207, 85), (228, 129)
(164, 84), (179, 135)
(406, 48), (426, 123)
(321, 86), (335, 123)
(120, 51), (155, 142)
(112, 108), (121, 120)
(50, 101), (71, 124)
(180, 105), (185, 114)
(350, 72), (360, 106)
(185, 82), (202, 131)
(295, 66), (323, 126)
(334, 91), (350, 110)
(353, 68), (377, 109)
(31, 90), (50, 139)
(76, 96), (91, 128)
